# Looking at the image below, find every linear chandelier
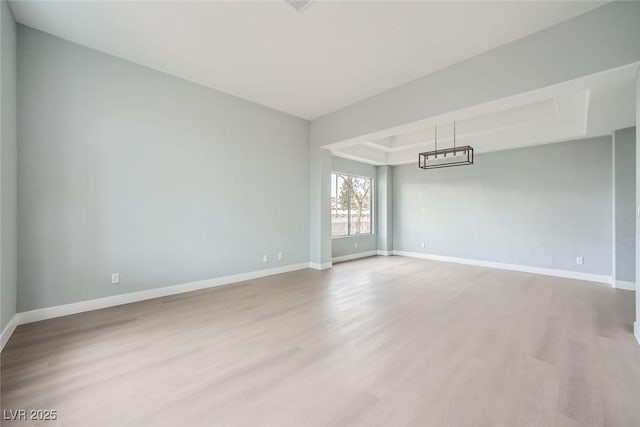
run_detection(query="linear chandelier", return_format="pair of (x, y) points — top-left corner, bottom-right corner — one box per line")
(418, 122), (474, 169)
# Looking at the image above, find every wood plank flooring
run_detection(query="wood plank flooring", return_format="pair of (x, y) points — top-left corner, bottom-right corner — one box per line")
(2, 256), (639, 426)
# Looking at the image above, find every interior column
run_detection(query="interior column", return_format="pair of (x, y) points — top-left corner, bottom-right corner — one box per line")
(376, 165), (394, 255)
(309, 147), (332, 270)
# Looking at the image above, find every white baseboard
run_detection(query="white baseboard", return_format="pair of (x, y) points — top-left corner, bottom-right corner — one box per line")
(2, 254), (630, 351)
(15, 263), (310, 327)
(393, 250), (613, 285)
(332, 251), (377, 263)
(0, 314), (18, 352)
(614, 280), (636, 291)
(309, 262), (332, 270)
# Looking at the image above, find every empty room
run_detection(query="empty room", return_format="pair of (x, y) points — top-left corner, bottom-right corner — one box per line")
(1, 0), (639, 426)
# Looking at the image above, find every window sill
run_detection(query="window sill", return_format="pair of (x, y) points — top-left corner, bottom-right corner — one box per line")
(331, 234), (375, 240)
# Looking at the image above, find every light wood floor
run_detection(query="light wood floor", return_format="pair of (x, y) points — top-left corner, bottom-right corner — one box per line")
(2, 256), (639, 426)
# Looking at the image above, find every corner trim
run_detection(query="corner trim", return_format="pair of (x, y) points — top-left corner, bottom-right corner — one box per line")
(393, 251), (613, 285)
(376, 250), (392, 256)
(614, 280), (636, 291)
(15, 263), (310, 326)
(332, 251), (377, 263)
(635, 322), (640, 347)
(0, 315), (18, 352)
(309, 262), (332, 270)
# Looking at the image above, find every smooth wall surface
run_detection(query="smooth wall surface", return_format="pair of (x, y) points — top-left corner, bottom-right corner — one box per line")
(331, 156), (377, 259)
(309, 148), (332, 267)
(311, 2), (640, 147)
(1, 0), (17, 331)
(18, 27), (310, 312)
(615, 127), (636, 283)
(376, 165), (393, 253)
(308, 2), (640, 266)
(393, 137), (613, 276)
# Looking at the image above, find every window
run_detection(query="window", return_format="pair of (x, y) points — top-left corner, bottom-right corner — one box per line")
(331, 173), (373, 237)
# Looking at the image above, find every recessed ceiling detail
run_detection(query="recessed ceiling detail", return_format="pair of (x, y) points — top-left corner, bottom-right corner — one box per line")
(327, 65), (637, 166)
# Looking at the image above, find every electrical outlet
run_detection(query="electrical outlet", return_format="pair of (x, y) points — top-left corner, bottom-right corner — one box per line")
(263, 254), (268, 263)
(420, 242), (425, 249)
(277, 252), (283, 260)
(111, 273), (120, 284)
(354, 242), (358, 249)
(576, 256), (584, 265)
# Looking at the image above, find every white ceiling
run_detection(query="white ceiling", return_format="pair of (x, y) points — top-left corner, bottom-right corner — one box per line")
(328, 64), (638, 165)
(9, 0), (607, 119)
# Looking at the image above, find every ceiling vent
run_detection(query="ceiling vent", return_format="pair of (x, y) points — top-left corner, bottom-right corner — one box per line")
(285, 0), (313, 13)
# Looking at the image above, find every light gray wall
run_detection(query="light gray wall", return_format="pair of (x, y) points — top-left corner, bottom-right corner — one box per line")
(311, 2), (640, 147)
(309, 148), (331, 267)
(393, 137), (613, 276)
(331, 156), (377, 259)
(332, 156), (377, 179)
(308, 2), (640, 265)
(17, 26), (310, 312)
(615, 127), (636, 283)
(1, 0), (17, 331)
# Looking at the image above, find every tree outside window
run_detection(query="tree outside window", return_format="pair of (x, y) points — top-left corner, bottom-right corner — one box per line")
(331, 173), (373, 237)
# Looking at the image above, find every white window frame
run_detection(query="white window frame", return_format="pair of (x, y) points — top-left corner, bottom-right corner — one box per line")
(331, 172), (374, 238)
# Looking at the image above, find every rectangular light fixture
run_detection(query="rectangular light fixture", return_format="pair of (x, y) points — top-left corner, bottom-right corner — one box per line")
(418, 145), (474, 169)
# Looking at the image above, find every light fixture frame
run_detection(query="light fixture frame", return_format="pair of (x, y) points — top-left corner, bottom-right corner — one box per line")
(418, 121), (474, 170)
(418, 145), (474, 169)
